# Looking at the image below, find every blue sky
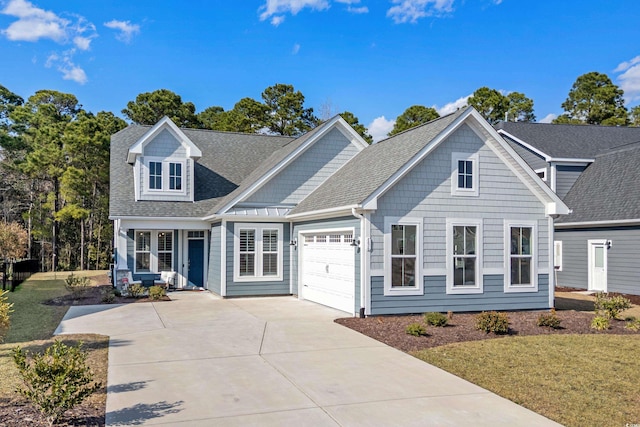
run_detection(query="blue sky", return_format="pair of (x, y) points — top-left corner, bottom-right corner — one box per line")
(1, 0), (639, 141)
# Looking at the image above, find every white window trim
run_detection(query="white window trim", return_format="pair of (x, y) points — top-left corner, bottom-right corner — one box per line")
(504, 221), (538, 293)
(554, 240), (563, 272)
(535, 168), (547, 182)
(142, 157), (187, 196)
(446, 218), (483, 294)
(384, 217), (423, 296)
(233, 223), (283, 282)
(451, 152), (479, 197)
(133, 230), (174, 274)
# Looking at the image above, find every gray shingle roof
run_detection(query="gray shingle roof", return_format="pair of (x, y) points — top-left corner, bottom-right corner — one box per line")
(290, 108), (466, 215)
(495, 121), (640, 159)
(109, 126), (293, 218)
(556, 142), (640, 223)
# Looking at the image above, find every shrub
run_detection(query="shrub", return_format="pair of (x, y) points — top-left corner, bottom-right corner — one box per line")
(13, 340), (102, 426)
(64, 273), (90, 296)
(476, 311), (510, 334)
(405, 322), (427, 336)
(127, 283), (145, 298)
(424, 312), (448, 327)
(625, 317), (640, 331)
(100, 288), (115, 303)
(0, 290), (13, 343)
(148, 285), (166, 301)
(594, 293), (632, 320)
(537, 309), (562, 329)
(591, 315), (610, 331)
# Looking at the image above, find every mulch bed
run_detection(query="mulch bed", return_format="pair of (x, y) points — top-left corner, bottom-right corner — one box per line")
(336, 309), (638, 353)
(0, 398), (104, 427)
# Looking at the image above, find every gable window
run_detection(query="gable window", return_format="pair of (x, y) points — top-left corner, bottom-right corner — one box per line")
(384, 218), (423, 296)
(135, 231), (151, 272)
(149, 162), (162, 190)
(451, 152), (479, 196)
(234, 224), (283, 282)
(504, 221), (537, 292)
(169, 163), (182, 190)
(446, 219), (483, 294)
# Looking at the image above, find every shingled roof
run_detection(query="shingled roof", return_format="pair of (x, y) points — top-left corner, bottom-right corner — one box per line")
(289, 108), (465, 215)
(555, 142), (640, 224)
(109, 126), (293, 218)
(495, 121), (640, 159)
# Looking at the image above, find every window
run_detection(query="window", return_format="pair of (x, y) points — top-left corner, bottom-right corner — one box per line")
(554, 240), (563, 271)
(535, 168), (547, 182)
(446, 219), (483, 294)
(504, 221), (537, 292)
(384, 218), (423, 296)
(169, 163), (182, 190)
(135, 231), (151, 272)
(157, 231), (173, 271)
(149, 162), (162, 190)
(234, 224), (283, 281)
(451, 153), (479, 196)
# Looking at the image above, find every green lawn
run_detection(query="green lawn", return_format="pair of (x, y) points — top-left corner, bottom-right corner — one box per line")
(413, 334), (640, 427)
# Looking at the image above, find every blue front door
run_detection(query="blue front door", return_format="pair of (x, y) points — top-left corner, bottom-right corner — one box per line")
(188, 239), (204, 288)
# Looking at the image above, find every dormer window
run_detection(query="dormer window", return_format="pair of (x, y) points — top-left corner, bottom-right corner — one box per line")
(149, 162), (162, 189)
(145, 158), (186, 194)
(169, 163), (182, 190)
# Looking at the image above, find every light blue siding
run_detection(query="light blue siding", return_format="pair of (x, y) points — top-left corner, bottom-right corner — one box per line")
(292, 217), (361, 313)
(126, 229), (179, 284)
(246, 128), (361, 205)
(556, 226), (640, 295)
(555, 165), (586, 199)
(144, 129), (187, 157)
(370, 275), (550, 315)
(225, 222), (291, 296)
(208, 223), (222, 295)
(504, 137), (548, 175)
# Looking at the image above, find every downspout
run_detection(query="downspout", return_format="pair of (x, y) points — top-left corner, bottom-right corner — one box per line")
(548, 215), (556, 309)
(352, 208), (367, 318)
(289, 222), (294, 295)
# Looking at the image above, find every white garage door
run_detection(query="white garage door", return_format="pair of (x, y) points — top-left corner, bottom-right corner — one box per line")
(301, 232), (355, 314)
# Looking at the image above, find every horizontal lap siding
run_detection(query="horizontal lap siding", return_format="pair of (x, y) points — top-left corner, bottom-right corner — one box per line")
(126, 229), (179, 283)
(225, 222), (291, 296)
(555, 165), (586, 200)
(292, 217), (361, 312)
(246, 129), (360, 205)
(370, 275), (550, 315)
(208, 223), (222, 295)
(504, 137), (548, 172)
(556, 227), (640, 295)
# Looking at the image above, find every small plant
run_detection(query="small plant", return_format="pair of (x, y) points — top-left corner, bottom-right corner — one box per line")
(148, 285), (166, 301)
(537, 309), (562, 329)
(127, 283), (145, 298)
(424, 312), (448, 327)
(624, 316), (640, 331)
(594, 293), (632, 320)
(0, 290), (14, 343)
(100, 288), (115, 303)
(447, 311), (454, 321)
(64, 273), (90, 296)
(476, 311), (510, 334)
(13, 340), (102, 426)
(590, 315), (610, 331)
(113, 289), (122, 297)
(405, 322), (427, 336)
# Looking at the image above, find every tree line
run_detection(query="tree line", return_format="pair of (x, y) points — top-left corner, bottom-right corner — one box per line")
(0, 72), (638, 272)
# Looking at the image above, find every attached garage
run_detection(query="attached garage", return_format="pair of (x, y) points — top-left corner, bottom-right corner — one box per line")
(300, 232), (356, 313)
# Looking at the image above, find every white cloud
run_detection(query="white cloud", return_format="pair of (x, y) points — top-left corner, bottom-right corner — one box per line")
(433, 94), (470, 116)
(45, 50), (87, 84)
(270, 15), (286, 25)
(73, 36), (91, 50)
(387, 0), (455, 24)
(1, 0), (68, 42)
(614, 55), (640, 103)
(104, 19), (140, 43)
(292, 43), (300, 54)
(368, 116), (396, 143)
(259, 0), (330, 23)
(335, 0), (369, 13)
(539, 113), (556, 123)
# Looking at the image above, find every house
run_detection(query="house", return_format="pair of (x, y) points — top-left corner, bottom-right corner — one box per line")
(496, 122), (640, 295)
(110, 106), (568, 316)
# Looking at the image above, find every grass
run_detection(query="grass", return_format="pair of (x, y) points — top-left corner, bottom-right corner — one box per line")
(0, 271), (109, 420)
(413, 334), (640, 427)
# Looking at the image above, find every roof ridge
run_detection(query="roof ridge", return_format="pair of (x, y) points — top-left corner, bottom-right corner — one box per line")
(597, 139), (640, 156)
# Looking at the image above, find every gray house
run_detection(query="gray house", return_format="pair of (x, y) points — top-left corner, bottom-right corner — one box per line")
(110, 107), (568, 315)
(496, 122), (640, 295)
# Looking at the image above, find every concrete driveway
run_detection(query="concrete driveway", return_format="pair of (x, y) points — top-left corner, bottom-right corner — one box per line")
(55, 292), (560, 426)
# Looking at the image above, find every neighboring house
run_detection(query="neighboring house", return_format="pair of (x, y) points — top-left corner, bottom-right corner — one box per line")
(110, 107), (568, 316)
(496, 122), (640, 295)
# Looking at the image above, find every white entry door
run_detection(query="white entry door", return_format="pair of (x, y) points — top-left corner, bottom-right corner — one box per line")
(588, 240), (607, 292)
(301, 232), (355, 314)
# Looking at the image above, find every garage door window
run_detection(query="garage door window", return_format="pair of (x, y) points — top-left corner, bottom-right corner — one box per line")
(384, 218), (423, 296)
(234, 224), (283, 282)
